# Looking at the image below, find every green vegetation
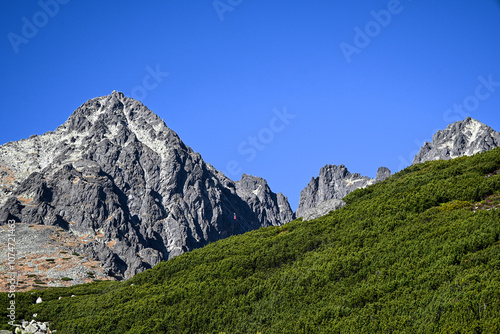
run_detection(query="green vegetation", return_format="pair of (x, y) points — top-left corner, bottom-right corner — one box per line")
(32, 285), (49, 290)
(61, 278), (73, 282)
(2, 148), (500, 333)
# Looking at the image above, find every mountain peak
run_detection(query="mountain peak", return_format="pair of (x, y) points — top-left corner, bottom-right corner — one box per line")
(61, 92), (162, 132)
(0, 93), (294, 279)
(412, 117), (500, 165)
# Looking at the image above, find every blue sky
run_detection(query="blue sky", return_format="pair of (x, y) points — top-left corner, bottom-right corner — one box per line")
(1, 1), (500, 210)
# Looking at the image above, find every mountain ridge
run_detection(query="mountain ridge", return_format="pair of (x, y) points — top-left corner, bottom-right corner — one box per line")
(1, 92), (499, 283)
(3, 146), (499, 333)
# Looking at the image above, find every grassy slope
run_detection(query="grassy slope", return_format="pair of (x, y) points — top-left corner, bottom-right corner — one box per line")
(2, 148), (500, 333)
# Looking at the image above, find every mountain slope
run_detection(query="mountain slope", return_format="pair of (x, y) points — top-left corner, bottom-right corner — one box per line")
(3, 148), (500, 333)
(0, 92), (293, 279)
(412, 117), (500, 165)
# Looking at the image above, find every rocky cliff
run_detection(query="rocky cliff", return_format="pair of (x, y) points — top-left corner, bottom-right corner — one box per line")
(412, 117), (500, 165)
(296, 165), (391, 219)
(0, 91), (293, 279)
(299, 198), (346, 221)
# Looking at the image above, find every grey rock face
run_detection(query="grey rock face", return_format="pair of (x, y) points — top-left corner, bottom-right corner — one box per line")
(0, 92), (293, 279)
(412, 117), (500, 165)
(375, 167), (392, 182)
(301, 198), (346, 221)
(296, 164), (391, 219)
(235, 174), (295, 227)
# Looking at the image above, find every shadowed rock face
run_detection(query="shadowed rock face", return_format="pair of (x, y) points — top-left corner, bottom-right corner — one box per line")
(375, 167), (392, 182)
(412, 117), (500, 165)
(296, 165), (391, 219)
(0, 91), (293, 279)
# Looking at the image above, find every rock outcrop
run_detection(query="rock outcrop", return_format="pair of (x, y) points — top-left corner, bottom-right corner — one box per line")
(412, 117), (500, 165)
(4, 320), (52, 334)
(375, 166), (392, 182)
(300, 198), (346, 221)
(235, 174), (294, 227)
(296, 165), (391, 219)
(0, 91), (293, 279)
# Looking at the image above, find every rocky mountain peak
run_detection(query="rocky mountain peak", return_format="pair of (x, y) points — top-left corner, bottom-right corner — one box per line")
(296, 164), (391, 219)
(0, 92), (294, 280)
(412, 117), (500, 165)
(59, 91), (186, 151)
(376, 167), (392, 182)
(235, 174), (295, 226)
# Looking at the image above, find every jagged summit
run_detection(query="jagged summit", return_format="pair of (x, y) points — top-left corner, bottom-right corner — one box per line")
(412, 117), (500, 165)
(63, 91), (162, 127)
(0, 92), (188, 200)
(296, 164), (391, 219)
(0, 92), (293, 280)
(58, 91), (186, 150)
(235, 174), (294, 226)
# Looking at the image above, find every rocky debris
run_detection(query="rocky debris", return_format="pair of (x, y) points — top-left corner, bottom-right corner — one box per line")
(296, 165), (391, 218)
(472, 192), (500, 212)
(3, 320), (53, 334)
(0, 224), (114, 291)
(301, 198), (346, 221)
(412, 117), (500, 165)
(0, 91), (293, 279)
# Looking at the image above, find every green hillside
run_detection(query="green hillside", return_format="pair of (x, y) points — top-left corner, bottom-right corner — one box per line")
(2, 148), (500, 333)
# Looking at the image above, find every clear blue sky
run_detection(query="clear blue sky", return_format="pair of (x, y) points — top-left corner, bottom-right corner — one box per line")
(1, 1), (500, 210)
